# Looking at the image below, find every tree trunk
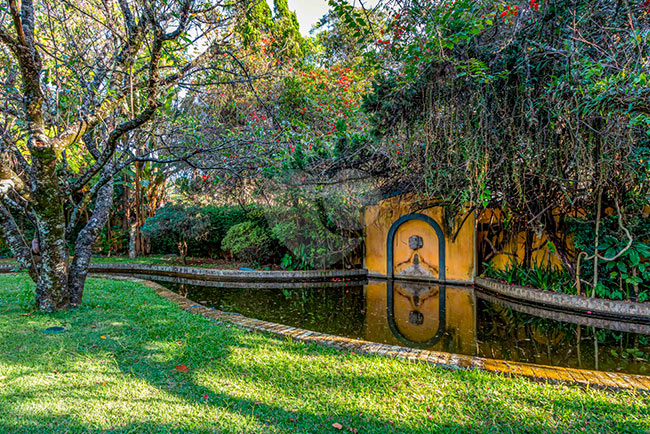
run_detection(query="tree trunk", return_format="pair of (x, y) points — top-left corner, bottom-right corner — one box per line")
(69, 179), (115, 305)
(178, 240), (188, 265)
(31, 146), (70, 311)
(128, 221), (138, 259)
(134, 160), (144, 255)
(591, 187), (603, 297)
(523, 229), (533, 270)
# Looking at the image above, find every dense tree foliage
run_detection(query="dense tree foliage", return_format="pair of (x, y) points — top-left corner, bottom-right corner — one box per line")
(1, 0), (649, 308)
(353, 0), (650, 298)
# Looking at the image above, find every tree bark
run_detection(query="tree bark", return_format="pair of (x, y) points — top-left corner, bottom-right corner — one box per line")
(31, 146), (70, 311)
(69, 178), (114, 305)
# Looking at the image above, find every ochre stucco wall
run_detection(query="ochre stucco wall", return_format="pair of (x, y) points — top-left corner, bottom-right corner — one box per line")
(476, 209), (575, 271)
(364, 196), (476, 283)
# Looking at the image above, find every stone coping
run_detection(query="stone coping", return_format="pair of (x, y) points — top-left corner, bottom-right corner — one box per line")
(118, 273), (363, 289)
(0, 263), (367, 282)
(367, 271), (473, 286)
(88, 263), (367, 282)
(476, 277), (650, 320)
(126, 276), (650, 393)
(476, 291), (650, 335)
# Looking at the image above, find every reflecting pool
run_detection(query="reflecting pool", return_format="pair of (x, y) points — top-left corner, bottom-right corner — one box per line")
(156, 279), (650, 375)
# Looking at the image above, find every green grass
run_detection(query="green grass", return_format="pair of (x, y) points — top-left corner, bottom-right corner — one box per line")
(89, 255), (250, 269)
(89, 255), (177, 265)
(0, 274), (647, 434)
(0, 255), (258, 269)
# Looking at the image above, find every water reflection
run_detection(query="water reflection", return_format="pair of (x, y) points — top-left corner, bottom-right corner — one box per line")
(157, 277), (650, 375)
(364, 281), (477, 354)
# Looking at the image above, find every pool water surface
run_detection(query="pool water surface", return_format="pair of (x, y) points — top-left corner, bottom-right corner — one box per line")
(156, 279), (650, 376)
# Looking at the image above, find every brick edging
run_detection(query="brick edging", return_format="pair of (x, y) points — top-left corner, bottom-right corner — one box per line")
(476, 277), (650, 318)
(124, 276), (650, 393)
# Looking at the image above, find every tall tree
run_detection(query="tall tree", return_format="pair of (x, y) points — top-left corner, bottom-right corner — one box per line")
(0, 0), (240, 311)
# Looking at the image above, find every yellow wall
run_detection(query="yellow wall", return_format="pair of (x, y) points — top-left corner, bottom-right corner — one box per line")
(364, 196), (476, 283)
(488, 231), (566, 270)
(476, 209), (573, 271)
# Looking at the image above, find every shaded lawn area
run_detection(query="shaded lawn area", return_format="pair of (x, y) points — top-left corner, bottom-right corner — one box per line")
(89, 255), (271, 269)
(0, 255), (278, 269)
(0, 274), (647, 434)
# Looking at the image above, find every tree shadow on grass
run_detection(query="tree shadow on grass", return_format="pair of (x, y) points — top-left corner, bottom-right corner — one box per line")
(1, 276), (648, 434)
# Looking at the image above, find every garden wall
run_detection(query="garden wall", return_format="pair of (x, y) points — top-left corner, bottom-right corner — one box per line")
(363, 196), (476, 284)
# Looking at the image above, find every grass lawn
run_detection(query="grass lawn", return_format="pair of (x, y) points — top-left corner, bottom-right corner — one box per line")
(0, 274), (648, 434)
(0, 255), (272, 269)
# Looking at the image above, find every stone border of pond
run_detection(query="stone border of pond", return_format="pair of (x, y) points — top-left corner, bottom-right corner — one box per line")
(121, 275), (650, 393)
(87, 263), (368, 282)
(476, 277), (650, 319)
(476, 291), (650, 335)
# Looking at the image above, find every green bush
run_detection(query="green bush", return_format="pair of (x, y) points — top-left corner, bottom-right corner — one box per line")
(268, 205), (362, 270)
(221, 221), (279, 264)
(142, 204), (211, 263)
(148, 205), (264, 258)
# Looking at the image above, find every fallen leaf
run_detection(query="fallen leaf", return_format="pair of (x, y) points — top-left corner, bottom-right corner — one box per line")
(91, 325), (97, 329)
(20, 313), (32, 316)
(101, 381), (106, 386)
(175, 364), (189, 372)
(332, 423), (343, 430)
(100, 335), (107, 339)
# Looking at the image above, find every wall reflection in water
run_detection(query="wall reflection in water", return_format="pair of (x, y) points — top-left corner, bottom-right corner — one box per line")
(365, 280), (477, 355)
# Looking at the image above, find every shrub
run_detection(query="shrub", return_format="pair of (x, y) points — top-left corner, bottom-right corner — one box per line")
(142, 204), (211, 263)
(268, 205), (362, 270)
(483, 261), (574, 295)
(148, 205), (263, 258)
(221, 221), (279, 264)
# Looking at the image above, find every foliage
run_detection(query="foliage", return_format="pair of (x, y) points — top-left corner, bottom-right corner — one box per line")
(141, 204), (211, 262)
(354, 0), (650, 280)
(483, 261), (574, 295)
(569, 214), (650, 301)
(221, 221), (279, 265)
(280, 244), (311, 271)
(268, 201), (362, 270)
(145, 204), (264, 258)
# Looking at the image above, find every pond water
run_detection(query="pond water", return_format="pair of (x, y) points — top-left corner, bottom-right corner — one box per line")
(156, 279), (650, 376)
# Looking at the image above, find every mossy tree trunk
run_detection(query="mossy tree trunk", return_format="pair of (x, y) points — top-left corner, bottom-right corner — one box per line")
(31, 147), (71, 311)
(0, 0), (201, 311)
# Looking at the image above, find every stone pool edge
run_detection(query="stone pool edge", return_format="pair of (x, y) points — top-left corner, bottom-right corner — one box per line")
(476, 277), (650, 318)
(120, 275), (650, 393)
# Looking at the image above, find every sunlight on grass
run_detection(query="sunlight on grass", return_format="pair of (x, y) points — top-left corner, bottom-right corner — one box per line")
(0, 274), (648, 434)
